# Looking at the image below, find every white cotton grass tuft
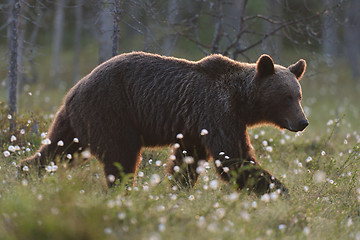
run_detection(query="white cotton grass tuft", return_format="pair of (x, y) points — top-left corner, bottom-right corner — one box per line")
(107, 174), (116, 183)
(3, 151), (10, 157)
(41, 139), (51, 145)
(200, 129), (208, 136)
(184, 156), (194, 164)
(81, 150), (91, 159)
(176, 133), (183, 139)
(150, 174), (161, 186)
(313, 170), (326, 184)
(209, 180), (219, 190)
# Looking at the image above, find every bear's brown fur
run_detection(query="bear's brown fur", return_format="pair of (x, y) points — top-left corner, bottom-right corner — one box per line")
(20, 52), (308, 195)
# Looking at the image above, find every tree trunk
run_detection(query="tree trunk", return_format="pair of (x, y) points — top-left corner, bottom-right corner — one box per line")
(322, 0), (338, 66)
(73, 0), (83, 84)
(233, 0), (248, 60)
(27, 0), (44, 84)
(17, 2), (26, 93)
(112, 0), (121, 57)
(7, 0), (20, 132)
(163, 0), (178, 56)
(344, 0), (360, 81)
(52, 0), (67, 84)
(98, 0), (113, 63)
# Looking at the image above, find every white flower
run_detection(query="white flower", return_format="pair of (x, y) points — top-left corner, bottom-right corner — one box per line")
(10, 135), (16, 142)
(150, 174), (161, 185)
(21, 179), (28, 186)
(200, 129), (208, 136)
(20, 129), (25, 134)
(81, 150), (91, 159)
(176, 133), (183, 139)
(173, 166), (180, 172)
(266, 146), (273, 152)
(184, 156), (194, 164)
(73, 138), (79, 143)
(196, 166), (204, 174)
(313, 171), (325, 183)
(209, 180), (219, 190)
(3, 151), (10, 157)
(155, 160), (162, 166)
(138, 171), (144, 177)
(188, 195), (195, 201)
(174, 143), (180, 149)
(66, 154), (72, 159)
(278, 224), (286, 231)
(222, 167), (229, 173)
(41, 139), (51, 145)
(215, 160), (221, 167)
(306, 156), (312, 163)
(8, 146), (15, 152)
(107, 174), (115, 183)
(57, 140), (64, 146)
(303, 226), (310, 235)
(261, 193), (270, 202)
(22, 166), (29, 172)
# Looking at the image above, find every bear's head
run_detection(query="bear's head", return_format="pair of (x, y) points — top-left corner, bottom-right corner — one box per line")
(252, 54), (308, 132)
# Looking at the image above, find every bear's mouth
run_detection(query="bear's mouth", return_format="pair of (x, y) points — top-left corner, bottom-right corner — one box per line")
(284, 119), (296, 132)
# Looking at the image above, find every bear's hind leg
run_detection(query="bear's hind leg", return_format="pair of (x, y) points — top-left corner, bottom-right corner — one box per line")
(20, 106), (80, 168)
(166, 143), (208, 189)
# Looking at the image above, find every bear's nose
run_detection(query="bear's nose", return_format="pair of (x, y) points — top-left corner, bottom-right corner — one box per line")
(298, 119), (309, 131)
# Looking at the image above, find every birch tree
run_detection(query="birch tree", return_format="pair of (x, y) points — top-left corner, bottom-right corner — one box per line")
(98, 0), (113, 63)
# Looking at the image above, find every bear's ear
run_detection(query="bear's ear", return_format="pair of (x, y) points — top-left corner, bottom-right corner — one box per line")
(256, 54), (275, 78)
(288, 59), (306, 80)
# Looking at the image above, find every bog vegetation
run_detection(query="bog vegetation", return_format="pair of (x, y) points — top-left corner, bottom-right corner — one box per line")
(1, 0), (360, 239)
(1, 62), (360, 239)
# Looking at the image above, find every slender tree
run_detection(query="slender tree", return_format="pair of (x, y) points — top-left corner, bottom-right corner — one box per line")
(112, 0), (121, 57)
(163, 0), (178, 56)
(52, 0), (67, 83)
(73, 0), (83, 83)
(7, 0), (20, 132)
(98, 0), (113, 63)
(344, 0), (360, 81)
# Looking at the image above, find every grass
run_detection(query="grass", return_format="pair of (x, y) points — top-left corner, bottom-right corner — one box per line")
(1, 55), (360, 239)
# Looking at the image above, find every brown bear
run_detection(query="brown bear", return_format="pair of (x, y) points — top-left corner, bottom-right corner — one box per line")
(20, 52), (308, 195)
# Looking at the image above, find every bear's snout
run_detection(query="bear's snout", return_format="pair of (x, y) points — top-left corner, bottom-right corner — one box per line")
(284, 118), (308, 132)
(298, 119), (309, 131)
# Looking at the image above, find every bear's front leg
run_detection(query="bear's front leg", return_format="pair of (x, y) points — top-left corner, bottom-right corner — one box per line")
(207, 128), (288, 195)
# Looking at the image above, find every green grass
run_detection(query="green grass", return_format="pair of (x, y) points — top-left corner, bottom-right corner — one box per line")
(1, 55), (360, 239)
